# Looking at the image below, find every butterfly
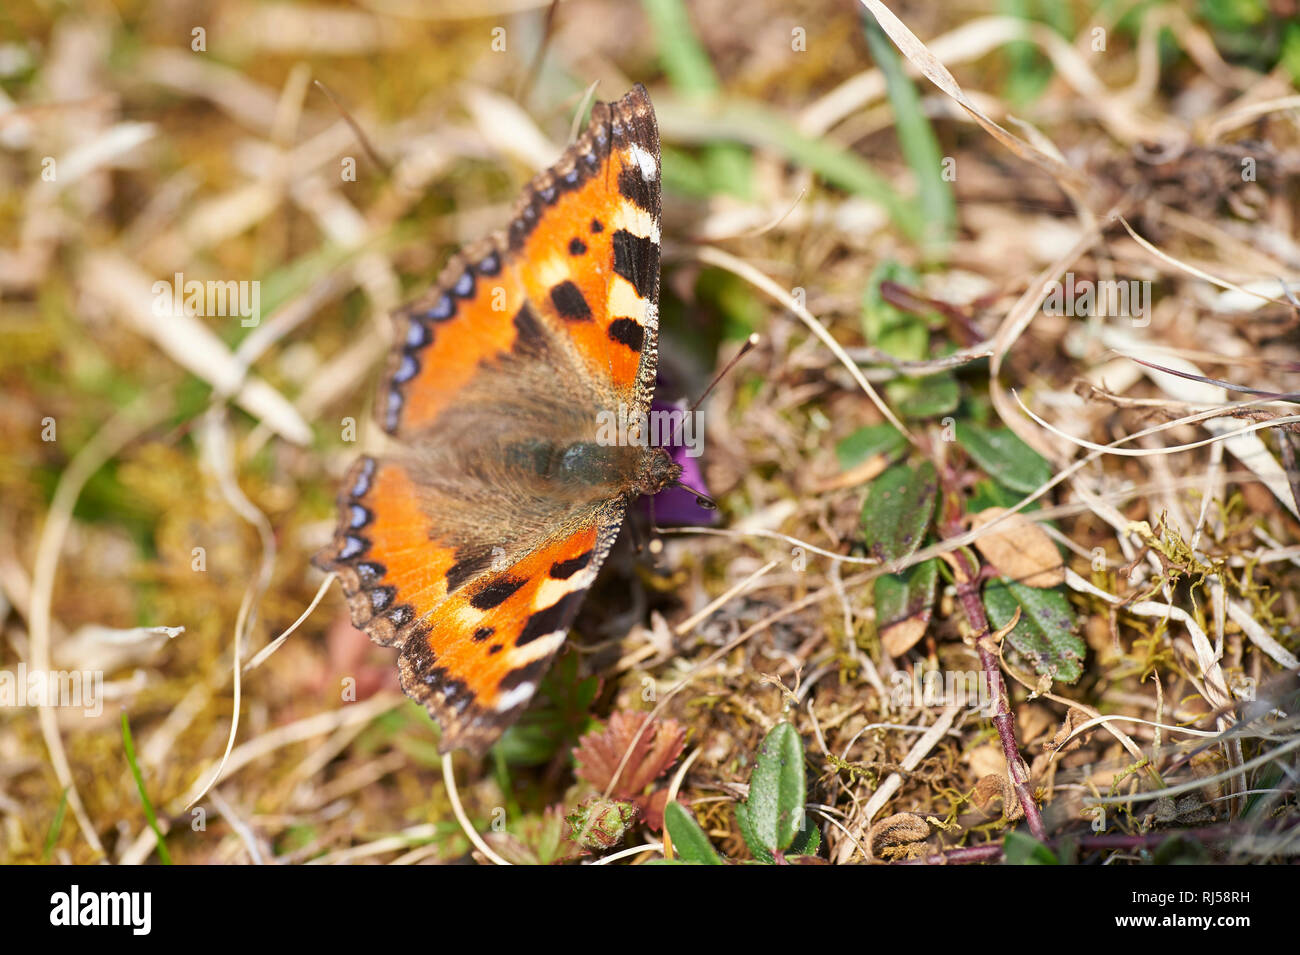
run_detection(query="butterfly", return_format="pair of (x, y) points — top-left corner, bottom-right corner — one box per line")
(315, 86), (682, 756)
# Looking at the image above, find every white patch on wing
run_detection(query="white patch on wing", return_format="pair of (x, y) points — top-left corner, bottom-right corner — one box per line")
(449, 601), (487, 632)
(607, 275), (647, 321)
(511, 630), (566, 666)
(535, 255), (573, 289)
(532, 572), (593, 611)
(611, 204), (659, 242)
(495, 681), (535, 711)
(627, 143), (658, 182)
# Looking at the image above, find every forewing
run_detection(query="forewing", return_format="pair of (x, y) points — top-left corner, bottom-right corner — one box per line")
(379, 85), (662, 441)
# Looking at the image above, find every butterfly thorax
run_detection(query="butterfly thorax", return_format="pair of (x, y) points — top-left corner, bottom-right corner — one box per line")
(503, 438), (680, 501)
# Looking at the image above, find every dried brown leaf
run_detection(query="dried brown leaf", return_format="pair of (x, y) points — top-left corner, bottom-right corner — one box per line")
(1043, 707), (1093, 756)
(970, 507), (1065, 587)
(867, 811), (930, 859)
(572, 710), (686, 799)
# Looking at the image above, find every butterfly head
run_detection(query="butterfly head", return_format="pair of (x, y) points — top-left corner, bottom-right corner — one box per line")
(637, 446), (683, 497)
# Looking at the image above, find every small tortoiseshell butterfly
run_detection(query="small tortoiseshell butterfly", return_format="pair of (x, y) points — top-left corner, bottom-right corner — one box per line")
(315, 86), (681, 755)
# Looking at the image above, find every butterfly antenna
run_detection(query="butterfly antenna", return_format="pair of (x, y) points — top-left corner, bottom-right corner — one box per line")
(689, 333), (760, 414)
(671, 478), (718, 510)
(667, 333), (760, 449)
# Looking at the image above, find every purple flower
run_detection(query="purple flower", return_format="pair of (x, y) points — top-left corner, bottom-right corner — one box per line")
(643, 398), (718, 526)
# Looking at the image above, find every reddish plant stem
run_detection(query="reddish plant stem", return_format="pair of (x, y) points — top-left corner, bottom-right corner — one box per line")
(902, 844), (1005, 865)
(951, 548), (1047, 841)
(937, 468), (1046, 841)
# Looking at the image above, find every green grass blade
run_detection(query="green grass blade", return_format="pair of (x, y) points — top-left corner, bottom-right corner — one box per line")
(122, 711), (173, 865)
(862, 12), (956, 254)
(642, 0), (753, 199)
(656, 99), (923, 236)
(641, 0), (719, 95)
(43, 787), (69, 862)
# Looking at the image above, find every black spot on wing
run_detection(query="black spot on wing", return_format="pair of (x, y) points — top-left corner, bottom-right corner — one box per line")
(549, 550), (593, 579)
(383, 389), (403, 434)
(499, 657), (549, 693)
(517, 589), (587, 646)
(470, 576), (526, 610)
(472, 626), (495, 643)
(349, 458), (377, 498)
(404, 318), (432, 350)
(568, 237), (587, 256)
(446, 552), (492, 593)
(348, 504), (372, 529)
(403, 633), (435, 672)
(612, 229), (658, 300)
(392, 352), (419, 383)
(618, 165), (656, 213)
(550, 281), (592, 321)
(608, 318), (644, 353)
(453, 268), (475, 298)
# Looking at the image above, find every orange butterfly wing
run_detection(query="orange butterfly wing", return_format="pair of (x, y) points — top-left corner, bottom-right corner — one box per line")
(316, 86), (662, 754)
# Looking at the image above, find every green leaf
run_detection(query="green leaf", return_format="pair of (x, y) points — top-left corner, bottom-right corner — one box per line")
(734, 722), (807, 862)
(888, 372), (960, 419)
(862, 13), (955, 254)
(836, 423), (907, 470)
(664, 802), (725, 864)
(957, 422), (1052, 494)
(984, 578), (1085, 683)
(861, 461), (938, 563)
(660, 145), (710, 199)
(874, 558), (940, 645)
(1284, 21), (1300, 87)
(787, 814), (822, 857)
(122, 711), (172, 865)
(1242, 764), (1286, 818)
(998, 0), (1055, 106)
(968, 477), (1040, 513)
(1003, 830), (1058, 865)
(862, 261), (933, 358)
